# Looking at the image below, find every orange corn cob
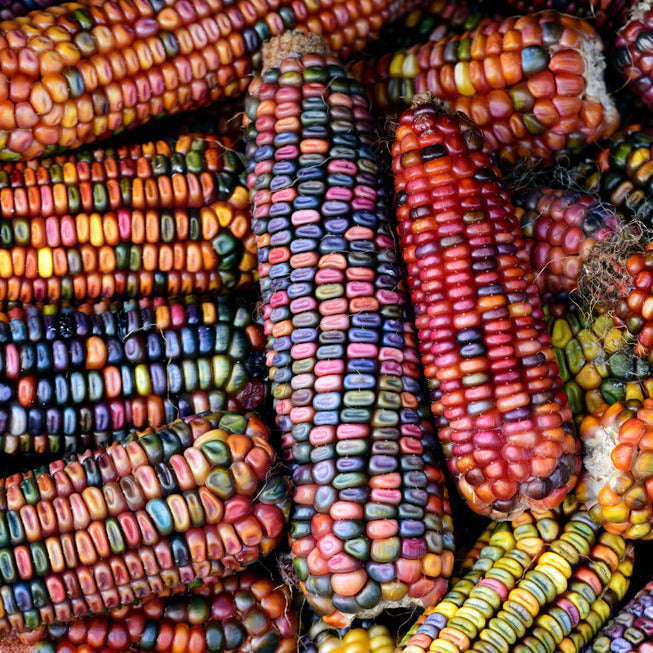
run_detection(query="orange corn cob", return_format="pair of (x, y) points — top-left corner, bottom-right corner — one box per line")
(392, 103), (581, 519)
(578, 398), (653, 540)
(350, 11), (619, 164)
(1, 571), (297, 653)
(0, 0), (424, 162)
(0, 410), (290, 633)
(0, 134), (256, 303)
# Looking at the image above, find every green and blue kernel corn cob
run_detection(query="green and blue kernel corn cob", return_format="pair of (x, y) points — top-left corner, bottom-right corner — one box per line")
(0, 410), (290, 634)
(0, 294), (267, 456)
(244, 31), (455, 628)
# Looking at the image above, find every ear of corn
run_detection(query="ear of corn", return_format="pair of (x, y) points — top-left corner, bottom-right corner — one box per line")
(570, 125), (653, 226)
(0, 294), (267, 456)
(3, 570), (297, 653)
(586, 576), (653, 653)
(0, 409), (290, 633)
(244, 31), (455, 628)
(399, 496), (634, 653)
(616, 1), (653, 111)
(517, 188), (623, 298)
(0, 0), (425, 162)
(578, 398), (653, 540)
(0, 0), (54, 21)
(392, 102), (580, 520)
(350, 11), (619, 164)
(0, 134), (256, 303)
(546, 304), (653, 424)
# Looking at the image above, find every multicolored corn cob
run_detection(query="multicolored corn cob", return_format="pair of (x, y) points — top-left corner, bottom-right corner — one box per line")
(399, 496), (635, 653)
(571, 125), (653, 226)
(0, 294), (267, 456)
(615, 1), (653, 111)
(586, 576), (653, 653)
(245, 32), (455, 627)
(0, 410), (290, 634)
(2, 570), (297, 653)
(577, 398), (653, 539)
(351, 11), (619, 164)
(0, 0), (54, 21)
(517, 188), (623, 298)
(0, 134), (256, 303)
(500, 0), (628, 31)
(308, 621), (395, 653)
(0, 0), (425, 162)
(546, 304), (653, 424)
(374, 0), (494, 53)
(392, 102), (581, 519)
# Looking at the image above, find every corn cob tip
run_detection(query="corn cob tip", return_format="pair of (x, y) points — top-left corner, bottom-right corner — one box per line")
(262, 32), (332, 70)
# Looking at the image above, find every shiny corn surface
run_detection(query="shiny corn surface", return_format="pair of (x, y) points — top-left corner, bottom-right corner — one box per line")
(244, 32), (455, 628)
(351, 11), (618, 164)
(392, 102), (580, 520)
(0, 410), (289, 633)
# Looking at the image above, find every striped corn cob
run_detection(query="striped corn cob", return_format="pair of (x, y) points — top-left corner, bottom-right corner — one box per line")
(399, 496), (635, 653)
(499, 0), (628, 31)
(0, 0), (425, 162)
(374, 0), (495, 53)
(578, 398), (653, 539)
(2, 570), (297, 653)
(586, 576), (653, 653)
(0, 294), (267, 456)
(546, 304), (653, 424)
(0, 410), (290, 633)
(0, 134), (256, 303)
(517, 188), (623, 298)
(350, 11), (619, 164)
(392, 102), (581, 519)
(615, 1), (653, 111)
(570, 125), (653, 226)
(245, 32), (455, 628)
(308, 621), (395, 653)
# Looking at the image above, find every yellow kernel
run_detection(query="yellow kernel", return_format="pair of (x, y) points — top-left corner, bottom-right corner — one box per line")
(37, 247), (53, 278)
(454, 61), (475, 96)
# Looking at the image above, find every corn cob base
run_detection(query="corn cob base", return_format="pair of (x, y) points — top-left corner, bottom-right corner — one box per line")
(245, 32), (455, 627)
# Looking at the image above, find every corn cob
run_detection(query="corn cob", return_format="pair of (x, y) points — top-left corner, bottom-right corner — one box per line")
(570, 125), (653, 226)
(586, 576), (653, 653)
(399, 496), (635, 653)
(309, 622), (395, 653)
(244, 32), (455, 628)
(392, 102), (581, 519)
(499, 0), (628, 32)
(0, 0), (54, 22)
(350, 11), (618, 164)
(546, 304), (653, 424)
(517, 188), (623, 298)
(0, 294), (267, 457)
(0, 409), (290, 633)
(615, 1), (653, 111)
(577, 398), (653, 539)
(0, 134), (256, 303)
(1, 570), (297, 653)
(374, 0), (495, 54)
(0, 0), (425, 162)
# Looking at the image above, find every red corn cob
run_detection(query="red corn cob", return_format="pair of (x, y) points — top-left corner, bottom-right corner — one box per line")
(0, 0), (425, 163)
(615, 0), (653, 111)
(0, 410), (290, 633)
(392, 103), (581, 520)
(350, 11), (619, 164)
(516, 188), (624, 298)
(1, 571), (297, 653)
